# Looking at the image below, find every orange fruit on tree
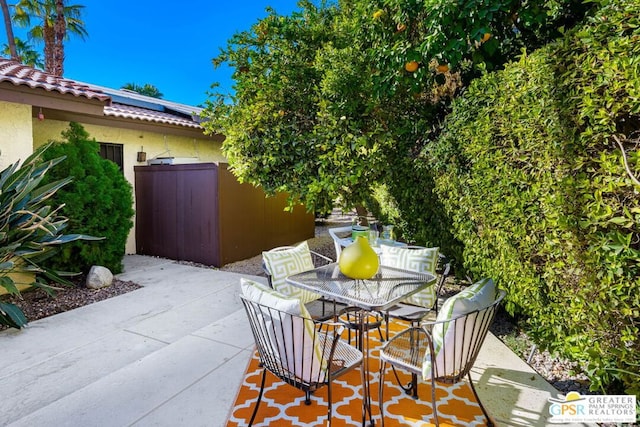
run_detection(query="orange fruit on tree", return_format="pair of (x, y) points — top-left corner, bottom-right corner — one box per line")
(405, 61), (419, 73)
(481, 33), (491, 42)
(436, 64), (449, 73)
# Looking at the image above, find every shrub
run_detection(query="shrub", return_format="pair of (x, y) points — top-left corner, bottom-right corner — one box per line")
(424, 0), (640, 394)
(40, 123), (134, 274)
(0, 144), (100, 328)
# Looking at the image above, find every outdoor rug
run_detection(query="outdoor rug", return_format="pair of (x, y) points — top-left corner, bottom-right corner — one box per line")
(226, 320), (491, 426)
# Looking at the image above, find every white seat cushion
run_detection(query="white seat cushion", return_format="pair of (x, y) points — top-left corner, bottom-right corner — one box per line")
(422, 278), (496, 380)
(380, 245), (439, 308)
(262, 241), (321, 304)
(241, 278), (326, 382)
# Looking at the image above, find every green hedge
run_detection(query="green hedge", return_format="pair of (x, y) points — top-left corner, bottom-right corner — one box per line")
(424, 0), (640, 394)
(40, 123), (134, 274)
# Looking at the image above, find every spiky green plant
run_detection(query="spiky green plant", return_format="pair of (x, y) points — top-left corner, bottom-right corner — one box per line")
(0, 143), (100, 328)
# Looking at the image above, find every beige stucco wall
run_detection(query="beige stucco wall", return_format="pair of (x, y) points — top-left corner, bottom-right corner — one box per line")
(0, 101), (34, 170)
(33, 119), (226, 254)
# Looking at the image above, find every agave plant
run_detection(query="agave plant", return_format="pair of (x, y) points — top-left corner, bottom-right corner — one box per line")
(0, 143), (101, 329)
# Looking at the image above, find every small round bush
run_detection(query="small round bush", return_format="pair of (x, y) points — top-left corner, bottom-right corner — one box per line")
(40, 122), (134, 274)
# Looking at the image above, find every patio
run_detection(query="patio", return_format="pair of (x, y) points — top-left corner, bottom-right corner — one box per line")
(1, 255), (587, 426)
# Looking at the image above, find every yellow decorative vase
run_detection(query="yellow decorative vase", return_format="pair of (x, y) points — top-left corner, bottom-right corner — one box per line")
(338, 236), (379, 280)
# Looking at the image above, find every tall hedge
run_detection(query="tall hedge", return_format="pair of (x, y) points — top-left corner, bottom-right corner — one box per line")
(425, 0), (639, 394)
(40, 123), (134, 274)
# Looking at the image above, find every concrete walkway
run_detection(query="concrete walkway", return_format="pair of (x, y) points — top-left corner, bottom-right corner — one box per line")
(1, 255), (588, 426)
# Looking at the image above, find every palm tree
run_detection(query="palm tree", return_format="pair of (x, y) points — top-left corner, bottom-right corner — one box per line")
(121, 82), (164, 99)
(2, 36), (44, 68)
(1, 0), (18, 60)
(12, 0), (87, 76)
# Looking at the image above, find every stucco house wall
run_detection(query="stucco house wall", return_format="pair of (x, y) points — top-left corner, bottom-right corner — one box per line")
(33, 120), (226, 254)
(0, 100), (33, 170)
(1, 58), (225, 256)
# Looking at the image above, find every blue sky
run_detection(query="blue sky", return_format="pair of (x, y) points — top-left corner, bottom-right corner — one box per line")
(3, 1), (301, 106)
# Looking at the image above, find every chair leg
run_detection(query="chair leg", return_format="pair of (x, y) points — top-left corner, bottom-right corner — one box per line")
(378, 360), (386, 427)
(327, 379), (333, 427)
(390, 365), (418, 398)
(430, 371), (440, 427)
(384, 312), (390, 341)
(467, 372), (494, 427)
(249, 368), (267, 426)
(305, 390), (311, 405)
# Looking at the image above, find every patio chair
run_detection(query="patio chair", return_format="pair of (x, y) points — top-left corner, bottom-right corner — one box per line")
(379, 246), (451, 397)
(328, 225), (353, 259)
(381, 247), (452, 332)
(262, 241), (346, 320)
(378, 279), (505, 427)
(240, 279), (364, 427)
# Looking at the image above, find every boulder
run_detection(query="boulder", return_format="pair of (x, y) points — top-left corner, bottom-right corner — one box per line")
(86, 265), (113, 289)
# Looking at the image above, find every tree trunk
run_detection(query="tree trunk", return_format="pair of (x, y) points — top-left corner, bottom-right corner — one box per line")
(52, 0), (65, 76)
(43, 23), (55, 73)
(0, 0), (18, 60)
(355, 205), (370, 226)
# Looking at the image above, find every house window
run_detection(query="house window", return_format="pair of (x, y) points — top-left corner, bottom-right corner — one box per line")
(99, 143), (124, 172)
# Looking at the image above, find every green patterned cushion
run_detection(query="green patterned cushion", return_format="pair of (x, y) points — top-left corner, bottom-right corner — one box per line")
(380, 245), (439, 308)
(422, 278), (496, 380)
(241, 278), (326, 382)
(262, 241), (321, 304)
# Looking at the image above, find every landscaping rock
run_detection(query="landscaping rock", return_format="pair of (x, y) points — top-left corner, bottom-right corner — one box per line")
(86, 266), (113, 289)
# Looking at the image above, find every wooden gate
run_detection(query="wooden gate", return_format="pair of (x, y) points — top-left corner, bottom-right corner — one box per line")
(134, 163), (314, 267)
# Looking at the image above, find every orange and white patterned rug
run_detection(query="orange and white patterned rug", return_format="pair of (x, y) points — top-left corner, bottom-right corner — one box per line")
(226, 321), (492, 426)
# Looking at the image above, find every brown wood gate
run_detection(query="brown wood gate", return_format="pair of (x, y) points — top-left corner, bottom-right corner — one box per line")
(134, 163), (314, 267)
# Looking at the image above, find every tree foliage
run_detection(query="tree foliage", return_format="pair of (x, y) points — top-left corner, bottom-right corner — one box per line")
(204, 0), (588, 244)
(121, 82), (164, 98)
(426, 0), (640, 394)
(12, 0), (87, 75)
(2, 36), (43, 68)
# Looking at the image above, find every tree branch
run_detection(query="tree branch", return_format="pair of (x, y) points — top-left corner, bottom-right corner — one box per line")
(612, 135), (640, 188)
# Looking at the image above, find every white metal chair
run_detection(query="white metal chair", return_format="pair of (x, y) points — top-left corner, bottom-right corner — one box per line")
(379, 283), (506, 427)
(262, 242), (345, 320)
(383, 251), (452, 337)
(381, 248), (452, 398)
(327, 225), (353, 259)
(240, 295), (364, 426)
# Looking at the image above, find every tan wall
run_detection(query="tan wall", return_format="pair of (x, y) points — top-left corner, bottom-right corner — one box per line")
(0, 101), (34, 170)
(33, 119), (226, 254)
(0, 271), (35, 296)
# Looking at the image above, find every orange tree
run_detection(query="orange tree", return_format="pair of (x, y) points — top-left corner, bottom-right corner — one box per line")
(203, 0), (589, 255)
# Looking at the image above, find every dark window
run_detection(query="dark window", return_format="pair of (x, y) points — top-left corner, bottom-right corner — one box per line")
(99, 143), (124, 172)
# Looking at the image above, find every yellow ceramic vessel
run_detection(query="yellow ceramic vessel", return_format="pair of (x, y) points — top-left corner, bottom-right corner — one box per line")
(339, 236), (379, 280)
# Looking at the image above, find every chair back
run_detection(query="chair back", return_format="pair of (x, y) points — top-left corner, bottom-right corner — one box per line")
(380, 245), (440, 309)
(426, 288), (506, 382)
(240, 295), (332, 387)
(262, 242), (328, 304)
(328, 226), (353, 259)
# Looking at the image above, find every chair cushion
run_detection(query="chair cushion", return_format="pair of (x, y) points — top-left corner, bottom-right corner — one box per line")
(262, 241), (321, 304)
(422, 278), (496, 380)
(380, 245), (439, 308)
(240, 278), (326, 382)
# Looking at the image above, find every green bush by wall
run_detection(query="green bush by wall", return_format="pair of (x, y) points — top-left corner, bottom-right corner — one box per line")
(40, 123), (134, 274)
(424, 0), (639, 394)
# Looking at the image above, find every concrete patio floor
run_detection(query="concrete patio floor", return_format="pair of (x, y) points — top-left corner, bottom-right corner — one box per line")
(1, 255), (590, 426)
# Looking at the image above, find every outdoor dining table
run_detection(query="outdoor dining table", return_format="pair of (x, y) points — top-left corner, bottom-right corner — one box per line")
(286, 263), (436, 425)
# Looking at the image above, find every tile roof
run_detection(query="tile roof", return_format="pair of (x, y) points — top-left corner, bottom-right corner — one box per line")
(0, 57), (110, 102)
(0, 57), (206, 130)
(105, 103), (203, 129)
